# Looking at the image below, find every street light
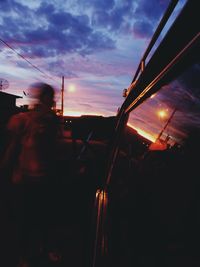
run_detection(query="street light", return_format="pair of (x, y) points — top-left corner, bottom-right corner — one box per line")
(156, 107), (177, 141)
(157, 109), (168, 120)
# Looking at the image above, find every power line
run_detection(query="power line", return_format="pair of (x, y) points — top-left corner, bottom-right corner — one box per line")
(0, 37), (60, 85)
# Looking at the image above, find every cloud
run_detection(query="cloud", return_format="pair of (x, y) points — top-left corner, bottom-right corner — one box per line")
(47, 60), (79, 78)
(91, 0), (135, 33)
(79, 103), (93, 108)
(36, 2), (55, 15)
(133, 20), (153, 39)
(1, 0), (168, 63)
(92, 0), (115, 10)
(90, 0), (170, 39)
(0, 0), (12, 12)
(0, 1), (116, 60)
(35, 3), (116, 56)
(0, 0), (25, 12)
(134, 0), (170, 22)
(132, 0), (171, 39)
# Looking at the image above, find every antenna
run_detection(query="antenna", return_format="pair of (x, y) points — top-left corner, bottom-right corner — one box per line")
(0, 78), (9, 91)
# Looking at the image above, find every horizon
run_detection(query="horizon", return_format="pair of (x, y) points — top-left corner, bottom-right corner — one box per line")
(0, 0), (189, 143)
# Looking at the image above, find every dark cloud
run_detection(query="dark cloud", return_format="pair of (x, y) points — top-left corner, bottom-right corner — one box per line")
(36, 2), (55, 15)
(47, 61), (78, 78)
(48, 12), (77, 29)
(31, 46), (55, 58)
(91, 0), (135, 32)
(91, 11), (110, 28)
(0, 1), (116, 59)
(134, 0), (170, 22)
(78, 0), (115, 11)
(133, 20), (153, 39)
(90, 0), (165, 38)
(0, 0), (168, 59)
(46, 12), (92, 38)
(0, 0), (170, 74)
(0, 0), (12, 12)
(91, 8), (126, 32)
(132, 0), (170, 39)
(0, 0), (171, 52)
(0, 0), (31, 15)
(84, 31), (115, 53)
(36, 4), (115, 55)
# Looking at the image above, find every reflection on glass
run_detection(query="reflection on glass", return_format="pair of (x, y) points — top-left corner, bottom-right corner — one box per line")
(127, 63), (200, 146)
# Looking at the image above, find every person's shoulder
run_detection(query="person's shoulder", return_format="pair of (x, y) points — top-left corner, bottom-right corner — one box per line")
(7, 112), (30, 131)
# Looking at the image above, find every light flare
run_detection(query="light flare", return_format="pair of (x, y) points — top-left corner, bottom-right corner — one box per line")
(157, 109), (168, 119)
(127, 123), (156, 142)
(68, 84), (76, 93)
(63, 109), (102, 117)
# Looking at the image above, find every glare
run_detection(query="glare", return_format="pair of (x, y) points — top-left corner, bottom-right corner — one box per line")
(68, 84), (76, 93)
(158, 109), (167, 119)
(127, 123), (156, 142)
(150, 94), (156, 98)
(63, 110), (102, 117)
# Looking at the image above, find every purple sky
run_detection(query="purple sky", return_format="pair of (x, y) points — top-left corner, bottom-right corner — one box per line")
(0, 0), (174, 115)
(1, 0), (194, 143)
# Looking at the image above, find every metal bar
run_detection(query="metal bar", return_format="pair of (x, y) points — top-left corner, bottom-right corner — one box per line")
(125, 32), (200, 114)
(131, 0), (179, 85)
(156, 107), (177, 141)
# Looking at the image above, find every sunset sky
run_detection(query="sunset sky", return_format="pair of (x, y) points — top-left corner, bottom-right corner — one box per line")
(1, 0), (192, 142)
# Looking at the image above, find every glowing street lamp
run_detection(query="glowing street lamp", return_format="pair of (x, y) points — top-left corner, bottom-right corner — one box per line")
(68, 84), (76, 93)
(156, 107), (177, 141)
(157, 109), (168, 120)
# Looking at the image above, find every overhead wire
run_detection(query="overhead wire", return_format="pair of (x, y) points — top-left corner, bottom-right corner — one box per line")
(0, 37), (61, 85)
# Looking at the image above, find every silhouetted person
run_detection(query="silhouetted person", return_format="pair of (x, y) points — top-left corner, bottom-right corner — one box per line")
(0, 83), (60, 267)
(1, 83), (59, 183)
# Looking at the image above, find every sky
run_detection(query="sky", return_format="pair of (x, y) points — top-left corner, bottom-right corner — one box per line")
(1, 0), (196, 144)
(0, 0), (174, 114)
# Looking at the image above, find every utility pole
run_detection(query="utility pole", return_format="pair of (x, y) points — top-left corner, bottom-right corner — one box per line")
(61, 76), (64, 116)
(156, 107), (177, 141)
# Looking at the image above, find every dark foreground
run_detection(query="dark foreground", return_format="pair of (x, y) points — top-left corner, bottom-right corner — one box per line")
(1, 129), (200, 267)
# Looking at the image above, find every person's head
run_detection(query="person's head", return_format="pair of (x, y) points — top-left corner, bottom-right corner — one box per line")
(30, 82), (55, 108)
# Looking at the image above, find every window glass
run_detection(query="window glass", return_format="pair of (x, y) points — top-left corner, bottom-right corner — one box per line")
(127, 63), (200, 146)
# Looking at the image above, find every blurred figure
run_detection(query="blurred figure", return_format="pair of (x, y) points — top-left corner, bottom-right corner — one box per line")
(0, 83), (60, 267)
(1, 82), (59, 183)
